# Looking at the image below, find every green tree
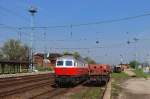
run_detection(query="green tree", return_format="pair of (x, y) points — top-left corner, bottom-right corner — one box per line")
(73, 52), (80, 58)
(63, 51), (81, 58)
(63, 51), (72, 55)
(129, 60), (140, 69)
(1, 39), (29, 61)
(84, 57), (96, 64)
(0, 50), (3, 59)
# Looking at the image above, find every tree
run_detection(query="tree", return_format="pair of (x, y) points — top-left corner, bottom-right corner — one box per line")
(84, 57), (96, 64)
(129, 60), (140, 69)
(63, 51), (96, 64)
(0, 50), (3, 60)
(63, 51), (72, 55)
(63, 51), (80, 58)
(1, 39), (29, 61)
(73, 52), (80, 58)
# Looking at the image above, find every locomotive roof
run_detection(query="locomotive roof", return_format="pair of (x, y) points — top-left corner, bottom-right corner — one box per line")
(57, 55), (87, 63)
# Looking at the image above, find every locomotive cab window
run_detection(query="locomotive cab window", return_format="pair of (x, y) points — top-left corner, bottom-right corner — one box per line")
(65, 61), (72, 66)
(57, 61), (63, 66)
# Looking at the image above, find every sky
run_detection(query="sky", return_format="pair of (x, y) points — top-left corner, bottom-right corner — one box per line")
(1, 0), (150, 64)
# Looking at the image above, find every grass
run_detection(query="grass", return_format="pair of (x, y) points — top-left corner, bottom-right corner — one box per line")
(111, 80), (122, 99)
(112, 72), (129, 79)
(71, 87), (102, 99)
(133, 69), (149, 78)
(70, 72), (129, 99)
(111, 72), (129, 99)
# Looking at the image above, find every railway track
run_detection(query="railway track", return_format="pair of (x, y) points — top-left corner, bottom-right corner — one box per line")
(30, 81), (86, 99)
(0, 73), (52, 82)
(0, 73), (110, 99)
(37, 81), (108, 99)
(0, 73), (54, 99)
(31, 87), (68, 99)
(0, 73), (89, 99)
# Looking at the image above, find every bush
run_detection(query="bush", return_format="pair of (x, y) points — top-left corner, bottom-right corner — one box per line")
(36, 66), (52, 71)
(129, 60), (140, 69)
(46, 67), (52, 71)
(133, 69), (149, 78)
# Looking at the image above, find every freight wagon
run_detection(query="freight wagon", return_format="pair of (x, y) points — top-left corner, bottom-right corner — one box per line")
(88, 64), (111, 83)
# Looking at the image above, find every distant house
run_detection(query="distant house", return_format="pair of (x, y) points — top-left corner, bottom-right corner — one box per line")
(119, 63), (129, 69)
(141, 62), (150, 73)
(33, 53), (62, 68)
(34, 53), (44, 67)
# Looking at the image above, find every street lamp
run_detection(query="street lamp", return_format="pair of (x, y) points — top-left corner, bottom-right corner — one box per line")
(133, 37), (139, 69)
(28, 6), (37, 72)
(96, 40), (99, 44)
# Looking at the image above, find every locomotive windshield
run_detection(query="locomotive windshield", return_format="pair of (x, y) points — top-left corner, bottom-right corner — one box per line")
(65, 61), (72, 66)
(57, 61), (63, 66)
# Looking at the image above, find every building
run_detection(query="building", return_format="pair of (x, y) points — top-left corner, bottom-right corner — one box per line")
(0, 60), (29, 74)
(119, 63), (129, 69)
(33, 53), (62, 68)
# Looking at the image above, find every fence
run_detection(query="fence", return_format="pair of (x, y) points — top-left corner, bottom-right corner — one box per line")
(0, 60), (29, 74)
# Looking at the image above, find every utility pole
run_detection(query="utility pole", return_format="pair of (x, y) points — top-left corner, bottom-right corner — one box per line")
(28, 6), (37, 72)
(70, 24), (72, 38)
(133, 37), (139, 69)
(43, 32), (47, 68)
(120, 54), (123, 64)
(18, 28), (22, 41)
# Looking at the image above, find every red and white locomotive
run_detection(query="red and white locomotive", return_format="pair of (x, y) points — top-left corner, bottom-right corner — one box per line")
(54, 55), (89, 85)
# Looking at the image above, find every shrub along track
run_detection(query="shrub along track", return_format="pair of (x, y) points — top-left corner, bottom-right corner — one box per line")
(82, 81), (108, 99)
(0, 73), (55, 99)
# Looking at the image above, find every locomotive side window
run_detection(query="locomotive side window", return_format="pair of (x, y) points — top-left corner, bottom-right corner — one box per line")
(57, 61), (63, 66)
(74, 62), (76, 66)
(65, 61), (72, 66)
(75, 62), (78, 67)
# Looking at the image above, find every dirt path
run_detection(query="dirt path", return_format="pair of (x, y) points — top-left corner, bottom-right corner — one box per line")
(124, 69), (136, 77)
(119, 78), (150, 99)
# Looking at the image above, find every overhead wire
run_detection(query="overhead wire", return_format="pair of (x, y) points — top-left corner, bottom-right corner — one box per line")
(0, 11), (148, 54)
(33, 42), (131, 51)
(0, 5), (29, 22)
(0, 12), (150, 30)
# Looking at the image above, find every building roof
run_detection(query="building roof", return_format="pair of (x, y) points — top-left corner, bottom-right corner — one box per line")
(34, 53), (62, 59)
(0, 60), (29, 65)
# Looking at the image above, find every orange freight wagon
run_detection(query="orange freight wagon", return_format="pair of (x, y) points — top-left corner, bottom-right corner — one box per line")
(88, 64), (111, 83)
